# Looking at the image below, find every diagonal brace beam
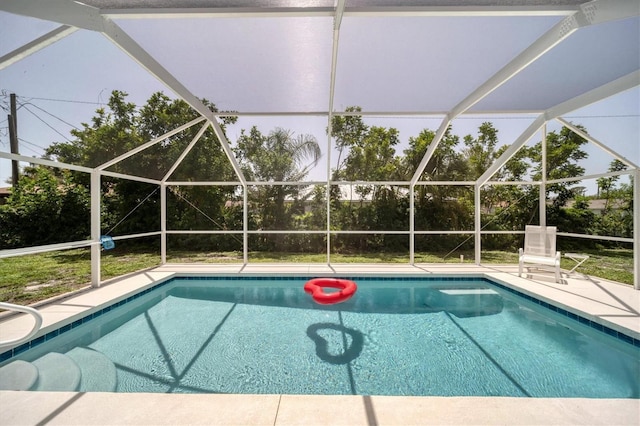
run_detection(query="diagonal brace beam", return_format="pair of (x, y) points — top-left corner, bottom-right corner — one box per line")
(0, 25), (78, 71)
(162, 121), (210, 183)
(98, 117), (206, 170)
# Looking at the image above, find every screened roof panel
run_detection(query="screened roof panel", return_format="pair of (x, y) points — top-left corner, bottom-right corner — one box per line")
(472, 17), (640, 112)
(333, 15), (562, 112)
(116, 16), (333, 112)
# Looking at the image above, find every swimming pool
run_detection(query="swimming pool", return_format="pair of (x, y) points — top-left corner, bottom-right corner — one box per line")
(1, 276), (638, 398)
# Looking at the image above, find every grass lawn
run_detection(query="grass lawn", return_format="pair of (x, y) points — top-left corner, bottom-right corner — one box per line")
(0, 247), (634, 305)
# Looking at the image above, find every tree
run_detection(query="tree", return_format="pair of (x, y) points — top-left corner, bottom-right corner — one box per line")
(330, 106), (369, 178)
(234, 126), (321, 250)
(401, 127), (473, 251)
(597, 159), (627, 209)
(329, 110), (407, 251)
(462, 122), (499, 180)
(0, 167), (90, 248)
(531, 126), (588, 209)
(45, 91), (240, 244)
(594, 159), (632, 239)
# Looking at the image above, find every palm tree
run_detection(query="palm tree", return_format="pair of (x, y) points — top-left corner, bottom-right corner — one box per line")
(235, 127), (321, 249)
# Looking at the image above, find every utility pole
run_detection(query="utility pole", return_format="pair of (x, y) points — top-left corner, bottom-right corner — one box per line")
(8, 93), (19, 186)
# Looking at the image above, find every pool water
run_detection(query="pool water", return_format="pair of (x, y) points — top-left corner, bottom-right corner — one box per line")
(1, 277), (639, 397)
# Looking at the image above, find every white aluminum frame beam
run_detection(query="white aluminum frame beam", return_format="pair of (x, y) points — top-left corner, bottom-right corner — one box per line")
(325, 0), (346, 265)
(101, 5), (579, 20)
(98, 117), (206, 170)
(634, 168), (639, 289)
(0, 240), (94, 259)
(90, 171), (101, 287)
(0, 25), (78, 71)
(0, 151), (93, 174)
(555, 117), (640, 170)
(161, 121), (209, 183)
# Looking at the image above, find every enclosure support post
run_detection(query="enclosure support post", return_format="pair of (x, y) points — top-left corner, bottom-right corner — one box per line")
(326, 183), (331, 266)
(634, 168), (639, 290)
(90, 171), (101, 287)
(160, 183), (166, 264)
(9, 93), (19, 186)
(474, 183), (481, 265)
(243, 185), (248, 265)
(540, 122), (547, 226)
(409, 185), (415, 265)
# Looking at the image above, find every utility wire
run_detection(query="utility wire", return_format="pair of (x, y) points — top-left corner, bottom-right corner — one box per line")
(0, 93), (103, 106)
(22, 105), (73, 142)
(22, 102), (81, 130)
(18, 137), (46, 154)
(17, 142), (41, 156)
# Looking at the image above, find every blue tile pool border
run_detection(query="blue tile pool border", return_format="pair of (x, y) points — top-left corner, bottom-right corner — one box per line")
(1, 274), (638, 363)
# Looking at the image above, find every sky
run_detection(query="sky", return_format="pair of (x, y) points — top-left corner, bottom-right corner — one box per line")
(1, 9), (638, 194)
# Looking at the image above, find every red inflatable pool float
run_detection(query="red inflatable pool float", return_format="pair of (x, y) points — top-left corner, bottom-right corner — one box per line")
(304, 278), (357, 305)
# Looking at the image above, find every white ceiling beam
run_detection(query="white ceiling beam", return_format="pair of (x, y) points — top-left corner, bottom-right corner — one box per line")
(344, 6), (578, 17)
(102, 7), (335, 19)
(326, 0), (347, 191)
(0, 25), (78, 71)
(211, 110), (542, 117)
(101, 5), (579, 20)
(328, 0), (346, 116)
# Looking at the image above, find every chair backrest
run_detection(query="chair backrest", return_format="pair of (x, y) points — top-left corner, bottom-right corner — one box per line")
(523, 225), (557, 257)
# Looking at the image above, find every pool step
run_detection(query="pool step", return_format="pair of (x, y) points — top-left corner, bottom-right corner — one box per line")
(423, 287), (504, 318)
(32, 352), (81, 391)
(0, 352), (82, 391)
(0, 360), (38, 390)
(0, 348), (118, 392)
(66, 347), (117, 392)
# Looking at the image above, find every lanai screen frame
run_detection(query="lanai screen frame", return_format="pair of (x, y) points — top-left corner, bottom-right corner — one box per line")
(0, 0), (638, 289)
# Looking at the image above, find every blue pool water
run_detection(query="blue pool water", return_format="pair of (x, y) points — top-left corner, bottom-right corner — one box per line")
(1, 276), (638, 397)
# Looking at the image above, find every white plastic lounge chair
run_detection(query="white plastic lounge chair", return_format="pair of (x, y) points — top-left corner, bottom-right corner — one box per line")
(518, 225), (561, 283)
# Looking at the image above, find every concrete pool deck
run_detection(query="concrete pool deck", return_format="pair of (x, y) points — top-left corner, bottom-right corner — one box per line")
(1, 264), (639, 425)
